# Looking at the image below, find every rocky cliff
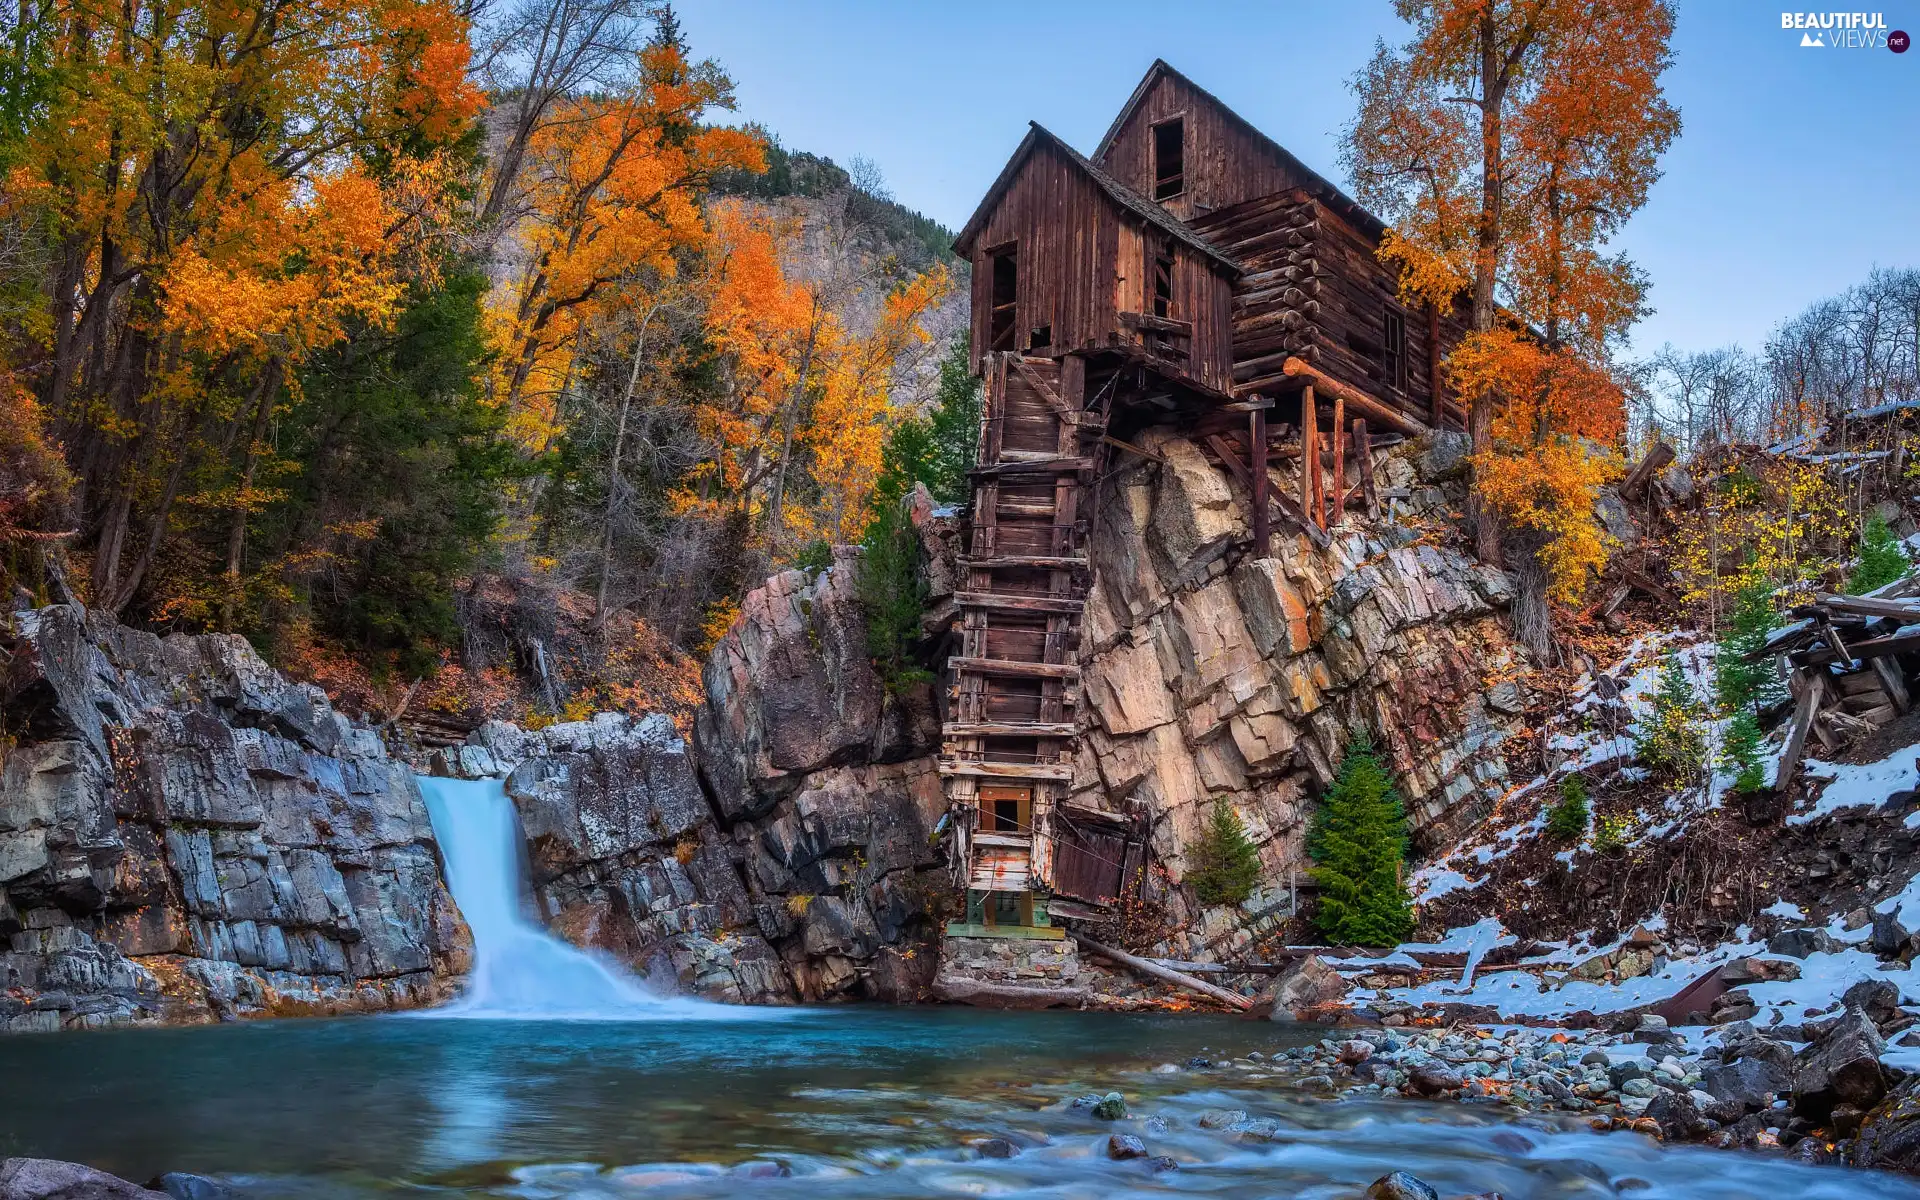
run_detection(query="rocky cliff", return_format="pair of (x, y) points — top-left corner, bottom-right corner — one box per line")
(0, 606), (468, 1032)
(428, 545), (952, 1006)
(1075, 430), (1528, 953)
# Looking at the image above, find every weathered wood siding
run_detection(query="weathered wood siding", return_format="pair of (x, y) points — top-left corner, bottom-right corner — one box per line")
(1096, 71), (1316, 222)
(966, 140), (1234, 392)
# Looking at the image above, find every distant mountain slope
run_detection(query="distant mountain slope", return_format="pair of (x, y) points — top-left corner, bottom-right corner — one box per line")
(713, 138), (959, 272)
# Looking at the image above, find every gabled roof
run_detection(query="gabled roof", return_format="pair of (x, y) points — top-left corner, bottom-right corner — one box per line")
(1093, 59), (1388, 241)
(951, 122), (1242, 275)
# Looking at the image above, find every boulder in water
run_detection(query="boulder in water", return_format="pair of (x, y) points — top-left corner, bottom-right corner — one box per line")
(1366, 1171), (1440, 1200)
(0, 1159), (167, 1199)
(1106, 1134), (1147, 1160)
(1265, 955), (1348, 1020)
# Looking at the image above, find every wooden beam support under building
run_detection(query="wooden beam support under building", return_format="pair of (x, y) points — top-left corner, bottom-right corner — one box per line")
(1250, 400), (1271, 556)
(1278, 356), (1428, 439)
(1300, 385), (1317, 530)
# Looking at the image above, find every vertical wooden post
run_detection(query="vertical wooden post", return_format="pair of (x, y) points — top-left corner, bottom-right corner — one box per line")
(1250, 400), (1270, 556)
(1354, 418), (1377, 518)
(1300, 385), (1317, 529)
(1427, 303), (1444, 429)
(1330, 393), (1346, 528)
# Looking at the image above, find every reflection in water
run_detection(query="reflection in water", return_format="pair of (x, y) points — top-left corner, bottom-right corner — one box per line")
(1, 1010), (1916, 1199)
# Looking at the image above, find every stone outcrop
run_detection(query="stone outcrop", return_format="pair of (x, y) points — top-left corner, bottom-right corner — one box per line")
(434, 544), (953, 1007)
(1077, 430), (1526, 952)
(691, 547), (949, 1002)
(0, 606), (467, 1033)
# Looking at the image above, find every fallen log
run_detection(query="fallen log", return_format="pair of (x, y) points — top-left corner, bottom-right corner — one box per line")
(932, 974), (1091, 1010)
(1620, 442), (1677, 500)
(1071, 933), (1254, 1011)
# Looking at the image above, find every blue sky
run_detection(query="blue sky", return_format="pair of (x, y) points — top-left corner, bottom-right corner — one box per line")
(677, 1), (1918, 357)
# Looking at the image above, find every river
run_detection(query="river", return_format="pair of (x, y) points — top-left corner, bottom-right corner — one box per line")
(2, 1008), (1916, 1197)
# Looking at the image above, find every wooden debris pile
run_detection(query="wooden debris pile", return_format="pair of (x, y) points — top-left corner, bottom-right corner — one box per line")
(1756, 587), (1920, 786)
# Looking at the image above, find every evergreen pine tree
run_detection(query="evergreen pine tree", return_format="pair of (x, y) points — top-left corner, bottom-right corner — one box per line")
(1723, 709), (1768, 793)
(1188, 799), (1262, 906)
(1714, 576), (1784, 714)
(1308, 737), (1415, 946)
(1848, 513), (1911, 595)
(1546, 774), (1590, 841)
(1636, 650), (1707, 786)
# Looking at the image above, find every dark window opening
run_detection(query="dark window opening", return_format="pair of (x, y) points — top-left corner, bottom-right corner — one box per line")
(1383, 308), (1407, 390)
(992, 798), (1021, 831)
(1029, 323), (1051, 350)
(1152, 118), (1185, 200)
(988, 246), (1018, 352)
(1151, 251), (1175, 319)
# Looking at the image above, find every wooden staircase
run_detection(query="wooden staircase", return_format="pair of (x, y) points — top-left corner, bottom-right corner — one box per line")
(941, 353), (1106, 917)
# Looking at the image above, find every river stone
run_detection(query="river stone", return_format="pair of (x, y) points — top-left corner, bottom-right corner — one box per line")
(153, 1176), (232, 1200)
(1700, 1056), (1790, 1113)
(1793, 1007), (1887, 1119)
(1091, 1092), (1129, 1120)
(1197, 1108), (1246, 1129)
(1266, 955), (1349, 1020)
(1767, 928), (1838, 959)
(1407, 1063), (1461, 1096)
(975, 1139), (1019, 1159)
(1855, 1075), (1920, 1173)
(0, 1158), (168, 1199)
(1106, 1134), (1148, 1160)
(1366, 1170), (1440, 1200)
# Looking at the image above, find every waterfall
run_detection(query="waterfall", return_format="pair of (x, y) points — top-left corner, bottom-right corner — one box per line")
(417, 775), (721, 1020)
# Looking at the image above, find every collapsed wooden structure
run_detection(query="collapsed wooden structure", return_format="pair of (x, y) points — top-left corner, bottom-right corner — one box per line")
(939, 62), (1471, 940)
(1757, 589), (1920, 788)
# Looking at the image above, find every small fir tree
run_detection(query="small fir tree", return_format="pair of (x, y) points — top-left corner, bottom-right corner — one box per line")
(1848, 513), (1911, 595)
(1188, 799), (1262, 906)
(1722, 709), (1769, 794)
(1546, 774), (1590, 841)
(1308, 737), (1416, 947)
(1713, 576), (1784, 714)
(1636, 650), (1708, 786)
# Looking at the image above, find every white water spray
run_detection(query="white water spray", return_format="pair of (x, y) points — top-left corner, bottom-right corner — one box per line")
(418, 775), (736, 1020)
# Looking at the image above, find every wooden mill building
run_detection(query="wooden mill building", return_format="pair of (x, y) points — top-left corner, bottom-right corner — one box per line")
(939, 61), (1470, 940)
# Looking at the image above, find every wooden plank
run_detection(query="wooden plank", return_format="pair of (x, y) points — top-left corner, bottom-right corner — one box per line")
(1012, 355), (1072, 419)
(959, 554), (1087, 571)
(1117, 310), (1194, 336)
(955, 591), (1085, 615)
(949, 656), (1082, 681)
(1778, 669), (1823, 791)
(1070, 933), (1253, 1012)
(1427, 302), (1444, 428)
(944, 722), (1079, 738)
(1873, 656), (1912, 714)
(1355, 417), (1377, 518)
(939, 760), (1076, 782)
(1620, 442), (1677, 500)
(1100, 434), (1165, 464)
(969, 457), (1092, 479)
(1815, 594), (1920, 622)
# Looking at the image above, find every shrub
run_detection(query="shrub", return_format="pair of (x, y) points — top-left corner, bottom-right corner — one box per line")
(1636, 651), (1708, 786)
(1308, 737), (1415, 946)
(1848, 513), (1911, 594)
(856, 497), (930, 695)
(1546, 775), (1590, 841)
(1593, 814), (1631, 855)
(1188, 799), (1262, 906)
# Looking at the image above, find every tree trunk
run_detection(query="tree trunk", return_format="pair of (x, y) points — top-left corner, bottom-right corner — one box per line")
(762, 302), (821, 567)
(1508, 528), (1555, 663)
(595, 305), (658, 631)
(1468, 12), (1507, 567)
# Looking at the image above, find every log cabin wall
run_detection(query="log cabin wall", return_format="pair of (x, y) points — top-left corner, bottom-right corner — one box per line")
(961, 136), (1237, 394)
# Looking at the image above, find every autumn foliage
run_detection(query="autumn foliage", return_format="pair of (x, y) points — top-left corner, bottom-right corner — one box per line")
(0, 2), (952, 724)
(1347, 0), (1679, 646)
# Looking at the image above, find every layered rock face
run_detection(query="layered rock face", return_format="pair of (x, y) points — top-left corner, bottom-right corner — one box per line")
(439, 546), (952, 1006)
(0, 606), (467, 1032)
(1077, 431), (1527, 950)
(693, 547), (949, 1002)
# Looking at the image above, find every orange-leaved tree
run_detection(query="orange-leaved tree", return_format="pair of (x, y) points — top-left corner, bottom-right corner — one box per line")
(4, 0), (482, 616)
(1346, 0), (1677, 656)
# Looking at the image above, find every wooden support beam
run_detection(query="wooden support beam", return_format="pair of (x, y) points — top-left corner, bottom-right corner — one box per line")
(1100, 435), (1165, 464)
(1620, 442), (1677, 500)
(1813, 594), (1920, 622)
(1355, 418), (1378, 518)
(959, 554), (1088, 571)
(1300, 385), (1318, 530)
(1276, 356), (1429, 438)
(1330, 392), (1346, 529)
(938, 760), (1076, 781)
(1250, 401), (1271, 557)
